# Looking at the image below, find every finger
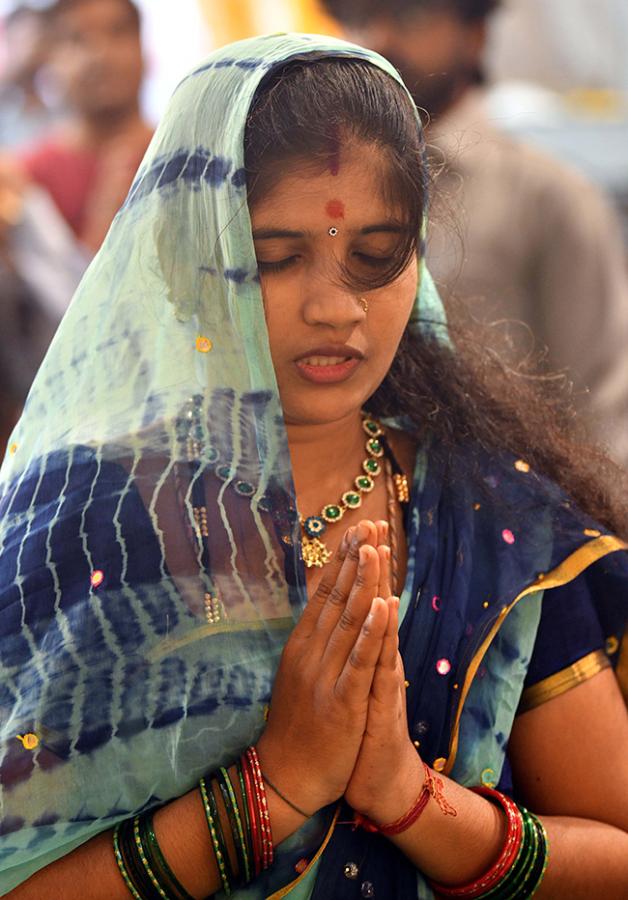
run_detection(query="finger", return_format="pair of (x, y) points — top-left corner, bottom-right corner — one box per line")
(378, 596), (400, 671)
(357, 519), (378, 547)
(320, 543), (381, 672)
(334, 596), (388, 703)
(369, 599), (402, 707)
(377, 545), (392, 600)
(375, 520), (389, 548)
(310, 520), (376, 644)
(293, 526), (355, 638)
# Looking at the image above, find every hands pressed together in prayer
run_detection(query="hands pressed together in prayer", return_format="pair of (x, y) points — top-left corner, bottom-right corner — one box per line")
(257, 520), (424, 827)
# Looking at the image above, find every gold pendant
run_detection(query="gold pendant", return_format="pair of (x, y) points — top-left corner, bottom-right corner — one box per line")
(301, 534), (332, 568)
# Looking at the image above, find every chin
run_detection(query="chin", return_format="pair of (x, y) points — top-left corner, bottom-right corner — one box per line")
(281, 387), (372, 428)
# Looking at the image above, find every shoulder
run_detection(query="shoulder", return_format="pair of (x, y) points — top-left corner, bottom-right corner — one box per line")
(488, 128), (619, 232)
(442, 97), (615, 215)
(19, 135), (93, 182)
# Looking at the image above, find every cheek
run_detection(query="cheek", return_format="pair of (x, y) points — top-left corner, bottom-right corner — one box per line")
(372, 267), (417, 348)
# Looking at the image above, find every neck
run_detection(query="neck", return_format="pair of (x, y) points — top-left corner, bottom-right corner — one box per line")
(287, 411), (366, 516)
(76, 102), (144, 146)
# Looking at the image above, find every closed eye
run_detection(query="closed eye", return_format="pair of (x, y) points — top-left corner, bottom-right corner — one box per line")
(353, 253), (395, 268)
(257, 256), (299, 274)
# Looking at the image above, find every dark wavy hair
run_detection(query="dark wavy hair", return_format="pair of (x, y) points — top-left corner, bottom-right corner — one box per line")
(322, 0), (502, 25)
(244, 57), (628, 537)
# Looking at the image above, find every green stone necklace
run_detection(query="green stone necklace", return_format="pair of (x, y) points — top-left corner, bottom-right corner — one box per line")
(300, 416), (385, 568)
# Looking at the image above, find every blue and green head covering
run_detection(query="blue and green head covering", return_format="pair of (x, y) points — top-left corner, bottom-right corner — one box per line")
(0, 33), (447, 894)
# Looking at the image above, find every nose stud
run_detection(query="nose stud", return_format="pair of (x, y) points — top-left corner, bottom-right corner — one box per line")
(328, 226), (339, 237)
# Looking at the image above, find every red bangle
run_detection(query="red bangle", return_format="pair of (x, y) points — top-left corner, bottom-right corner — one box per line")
(245, 746), (274, 869)
(431, 787), (523, 898)
(240, 752), (263, 876)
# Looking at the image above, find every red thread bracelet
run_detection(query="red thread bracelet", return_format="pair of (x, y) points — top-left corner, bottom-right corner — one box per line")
(354, 762), (434, 836)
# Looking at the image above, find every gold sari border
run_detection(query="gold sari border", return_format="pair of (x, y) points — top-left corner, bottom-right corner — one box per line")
(615, 626), (628, 704)
(265, 806), (341, 900)
(148, 616), (295, 662)
(518, 649), (610, 714)
(443, 535), (628, 776)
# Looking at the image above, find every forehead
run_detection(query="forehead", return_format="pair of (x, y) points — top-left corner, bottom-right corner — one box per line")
(55, 0), (137, 35)
(251, 142), (400, 222)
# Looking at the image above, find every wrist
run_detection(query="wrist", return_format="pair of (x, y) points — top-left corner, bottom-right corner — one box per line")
(255, 734), (332, 816)
(354, 744), (424, 824)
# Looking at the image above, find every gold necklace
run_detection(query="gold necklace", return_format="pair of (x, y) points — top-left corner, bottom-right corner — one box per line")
(300, 416), (387, 568)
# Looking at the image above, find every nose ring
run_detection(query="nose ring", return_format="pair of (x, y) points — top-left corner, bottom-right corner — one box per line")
(358, 297), (368, 313)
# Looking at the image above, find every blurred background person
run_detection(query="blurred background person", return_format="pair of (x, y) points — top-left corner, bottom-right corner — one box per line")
(17, 0), (152, 253)
(0, 0), (152, 453)
(322, 0), (628, 467)
(0, 4), (57, 148)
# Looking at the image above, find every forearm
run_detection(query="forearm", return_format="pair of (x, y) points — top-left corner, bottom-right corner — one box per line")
(385, 769), (628, 896)
(384, 767), (506, 886)
(7, 767), (307, 899)
(535, 816), (628, 899)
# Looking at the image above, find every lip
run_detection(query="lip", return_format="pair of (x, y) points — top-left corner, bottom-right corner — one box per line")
(294, 345), (364, 385)
(294, 344), (364, 362)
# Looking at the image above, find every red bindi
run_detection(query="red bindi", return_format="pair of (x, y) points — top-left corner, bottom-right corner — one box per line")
(325, 199), (345, 219)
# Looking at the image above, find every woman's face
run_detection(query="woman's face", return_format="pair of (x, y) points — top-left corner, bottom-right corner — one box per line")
(251, 142), (418, 427)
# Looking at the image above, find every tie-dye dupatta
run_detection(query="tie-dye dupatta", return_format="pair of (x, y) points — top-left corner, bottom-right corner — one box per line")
(0, 34), (446, 893)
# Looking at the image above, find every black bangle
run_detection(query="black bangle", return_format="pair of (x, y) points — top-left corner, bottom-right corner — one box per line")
(117, 816), (163, 900)
(200, 776), (235, 894)
(236, 760), (254, 876)
(215, 767), (249, 884)
(138, 812), (195, 900)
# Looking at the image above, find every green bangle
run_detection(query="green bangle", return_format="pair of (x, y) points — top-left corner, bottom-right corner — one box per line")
(217, 766), (251, 883)
(502, 815), (538, 900)
(526, 814), (550, 898)
(114, 823), (143, 900)
(133, 816), (171, 900)
(115, 818), (163, 900)
(200, 776), (233, 896)
(141, 814), (195, 900)
(209, 775), (237, 888)
(491, 808), (539, 900)
(481, 807), (536, 900)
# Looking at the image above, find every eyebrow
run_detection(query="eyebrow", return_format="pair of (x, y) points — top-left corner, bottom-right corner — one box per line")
(252, 223), (408, 240)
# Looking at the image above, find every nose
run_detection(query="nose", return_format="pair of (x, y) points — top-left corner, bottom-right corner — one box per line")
(301, 270), (365, 329)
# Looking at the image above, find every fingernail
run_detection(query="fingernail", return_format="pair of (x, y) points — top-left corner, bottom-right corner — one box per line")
(353, 522), (368, 548)
(371, 596), (384, 612)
